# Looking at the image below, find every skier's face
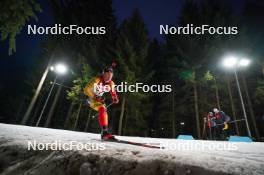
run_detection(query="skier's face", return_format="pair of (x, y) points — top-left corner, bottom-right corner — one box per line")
(103, 71), (113, 83)
(213, 108), (219, 113)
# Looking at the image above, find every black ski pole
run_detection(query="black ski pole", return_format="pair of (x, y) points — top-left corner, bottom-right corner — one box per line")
(91, 102), (114, 118)
(52, 82), (72, 89)
(216, 119), (246, 126)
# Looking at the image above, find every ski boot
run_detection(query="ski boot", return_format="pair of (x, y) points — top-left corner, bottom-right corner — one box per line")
(101, 130), (116, 141)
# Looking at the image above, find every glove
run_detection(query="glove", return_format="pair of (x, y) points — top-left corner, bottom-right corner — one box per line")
(95, 96), (105, 103)
(112, 97), (119, 104)
(223, 122), (228, 130)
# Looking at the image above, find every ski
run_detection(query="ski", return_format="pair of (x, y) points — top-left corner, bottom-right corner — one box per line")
(110, 138), (164, 149)
(93, 138), (164, 149)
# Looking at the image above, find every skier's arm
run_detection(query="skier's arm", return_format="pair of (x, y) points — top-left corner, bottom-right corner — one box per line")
(220, 111), (230, 122)
(83, 78), (98, 98)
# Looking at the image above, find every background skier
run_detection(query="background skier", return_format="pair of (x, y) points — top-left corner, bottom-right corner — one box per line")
(213, 108), (231, 140)
(205, 112), (217, 140)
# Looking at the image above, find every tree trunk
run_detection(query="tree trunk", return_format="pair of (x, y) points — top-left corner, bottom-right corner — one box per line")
(214, 78), (221, 110)
(15, 100), (25, 123)
(84, 109), (92, 132)
(30, 91), (45, 126)
(44, 80), (63, 128)
(73, 102), (82, 130)
(262, 65), (264, 78)
(241, 74), (260, 140)
(64, 102), (75, 129)
(172, 91), (176, 138)
(226, 76), (240, 135)
(118, 96), (126, 135)
(193, 81), (201, 139)
(123, 107), (129, 136)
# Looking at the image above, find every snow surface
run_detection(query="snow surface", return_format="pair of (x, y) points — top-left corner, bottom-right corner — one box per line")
(0, 123), (264, 175)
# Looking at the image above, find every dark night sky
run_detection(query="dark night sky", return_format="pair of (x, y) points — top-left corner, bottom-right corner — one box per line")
(0, 0), (185, 92)
(1, 0), (185, 59)
(0, 0), (53, 92)
(0, 0), (245, 93)
(112, 0), (184, 40)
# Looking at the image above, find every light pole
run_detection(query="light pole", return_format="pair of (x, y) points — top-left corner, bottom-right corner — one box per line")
(222, 56), (252, 137)
(36, 63), (68, 126)
(21, 59), (53, 125)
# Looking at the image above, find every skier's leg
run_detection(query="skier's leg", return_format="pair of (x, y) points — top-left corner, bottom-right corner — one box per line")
(219, 126), (225, 140)
(223, 128), (230, 140)
(98, 106), (115, 139)
(98, 105), (115, 140)
(98, 105), (108, 128)
(215, 126), (220, 140)
(212, 127), (216, 140)
(89, 101), (114, 140)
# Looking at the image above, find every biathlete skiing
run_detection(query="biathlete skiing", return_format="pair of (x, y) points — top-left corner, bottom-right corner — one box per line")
(83, 65), (119, 140)
(82, 63), (164, 149)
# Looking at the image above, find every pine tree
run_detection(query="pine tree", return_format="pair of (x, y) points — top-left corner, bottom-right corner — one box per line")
(114, 9), (150, 136)
(0, 0), (41, 55)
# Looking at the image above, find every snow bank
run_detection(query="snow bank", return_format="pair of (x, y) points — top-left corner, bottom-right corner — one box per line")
(0, 123), (263, 175)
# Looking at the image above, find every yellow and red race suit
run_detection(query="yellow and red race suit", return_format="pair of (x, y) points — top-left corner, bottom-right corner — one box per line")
(83, 76), (118, 127)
